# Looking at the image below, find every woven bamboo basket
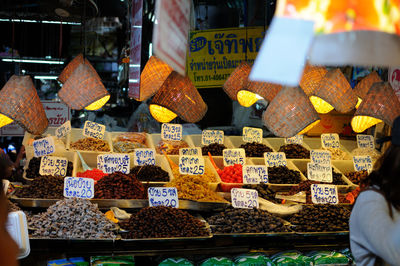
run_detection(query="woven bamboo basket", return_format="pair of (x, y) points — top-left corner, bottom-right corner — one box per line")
(246, 81), (282, 102)
(299, 64), (328, 96)
(58, 54), (96, 84)
(223, 62), (251, 101)
(353, 71), (382, 99)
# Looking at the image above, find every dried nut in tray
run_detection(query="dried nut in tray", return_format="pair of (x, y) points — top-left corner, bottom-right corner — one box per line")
(278, 144), (310, 159)
(131, 165), (169, 182)
(201, 143), (226, 156)
(15, 175), (64, 199)
(239, 142), (273, 157)
(268, 166), (302, 184)
(71, 137), (110, 152)
(95, 172), (146, 199)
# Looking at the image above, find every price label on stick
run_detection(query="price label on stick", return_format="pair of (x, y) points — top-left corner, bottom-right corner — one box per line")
(161, 123), (182, 141)
(33, 136), (55, 157)
(321, 133), (340, 149)
(242, 165), (268, 184)
(231, 188), (259, 209)
(201, 130), (224, 145)
(39, 156), (68, 176)
(310, 150), (332, 166)
(64, 177), (94, 199)
(285, 135), (303, 145)
(179, 147), (201, 157)
(179, 156), (205, 175)
(55, 120), (71, 139)
(223, 148), (246, 166)
(97, 154), (130, 174)
(148, 187), (179, 208)
(353, 156), (373, 173)
(264, 152), (287, 167)
(133, 148), (155, 166)
(311, 184), (338, 204)
(243, 127), (263, 143)
(307, 163), (333, 183)
(357, 134), (375, 149)
(83, 121), (106, 139)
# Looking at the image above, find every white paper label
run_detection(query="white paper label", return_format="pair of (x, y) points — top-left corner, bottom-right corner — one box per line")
(310, 149), (332, 166)
(179, 156), (205, 175)
(353, 156), (373, 173)
(231, 188), (259, 209)
(223, 148), (246, 166)
(307, 163), (333, 183)
(55, 120), (71, 139)
(33, 136), (55, 157)
(264, 152), (287, 167)
(2, 180), (9, 194)
(64, 177), (94, 199)
(201, 130), (224, 145)
(83, 121), (106, 139)
(148, 187), (179, 208)
(179, 147), (202, 157)
(285, 135), (304, 145)
(39, 156), (68, 177)
(161, 123), (183, 141)
(242, 127), (263, 143)
(321, 133), (340, 149)
(242, 165), (267, 184)
(357, 134), (375, 149)
(133, 148), (156, 166)
(311, 184), (338, 204)
(97, 154), (130, 174)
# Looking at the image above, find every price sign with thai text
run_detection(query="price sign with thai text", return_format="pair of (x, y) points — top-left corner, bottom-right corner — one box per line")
(33, 137), (55, 157)
(264, 152), (287, 167)
(201, 130), (224, 145)
(179, 156), (205, 175)
(321, 133), (340, 149)
(311, 184), (338, 204)
(133, 148), (156, 166)
(39, 156), (68, 176)
(242, 165), (267, 184)
(223, 148), (246, 166)
(83, 121), (106, 140)
(231, 188), (259, 209)
(55, 120), (71, 139)
(310, 150), (332, 166)
(285, 135), (303, 145)
(307, 163), (333, 183)
(357, 135), (375, 149)
(97, 154), (130, 174)
(161, 123), (183, 141)
(179, 147), (202, 157)
(243, 127), (263, 143)
(64, 177), (94, 199)
(148, 187), (179, 208)
(353, 156), (373, 173)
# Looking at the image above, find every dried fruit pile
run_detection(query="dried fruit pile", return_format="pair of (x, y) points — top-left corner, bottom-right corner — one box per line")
(94, 172), (146, 199)
(218, 164), (243, 183)
(15, 176), (64, 199)
(131, 165), (169, 182)
(278, 144), (310, 159)
(202, 143), (226, 156)
(239, 142), (273, 157)
(268, 166), (302, 184)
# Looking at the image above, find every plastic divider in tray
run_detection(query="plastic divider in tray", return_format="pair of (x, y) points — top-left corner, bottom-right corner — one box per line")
(265, 137), (312, 158)
(225, 135), (275, 153)
(110, 131), (153, 152)
(150, 134), (195, 155)
(23, 127), (69, 159)
(302, 137), (352, 160)
(67, 128), (113, 153)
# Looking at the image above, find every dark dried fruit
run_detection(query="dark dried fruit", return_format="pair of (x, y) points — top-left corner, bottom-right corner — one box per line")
(26, 157), (73, 179)
(242, 183), (281, 204)
(239, 142), (273, 157)
(130, 165), (169, 182)
(202, 143), (226, 156)
(268, 166), (302, 184)
(278, 144), (310, 159)
(345, 170), (368, 185)
(94, 172), (146, 199)
(15, 175), (64, 199)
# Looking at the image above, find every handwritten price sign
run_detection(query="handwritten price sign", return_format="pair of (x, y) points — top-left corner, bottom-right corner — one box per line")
(223, 148), (246, 166)
(231, 188), (259, 209)
(179, 156), (205, 175)
(83, 121), (106, 139)
(33, 137), (55, 157)
(64, 177), (94, 199)
(353, 156), (373, 173)
(179, 147), (202, 157)
(311, 184), (338, 204)
(39, 156), (68, 176)
(201, 130), (224, 145)
(133, 148), (156, 166)
(55, 120), (71, 139)
(148, 187), (179, 208)
(97, 154), (130, 174)
(242, 165), (267, 184)
(161, 123), (182, 141)
(310, 150), (332, 166)
(307, 163), (333, 183)
(321, 133), (340, 149)
(264, 152), (287, 167)
(243, 127), (263, 143)
(357, 135), (375, 149)
(285, 135), (303, 145)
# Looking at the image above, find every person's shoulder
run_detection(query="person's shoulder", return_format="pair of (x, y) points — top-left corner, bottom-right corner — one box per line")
(357, 189), (386, 203)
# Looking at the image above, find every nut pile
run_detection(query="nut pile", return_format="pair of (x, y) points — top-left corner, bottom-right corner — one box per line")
(25, 157), (73, 179)
(242, 183), (281, 204)
(29, 198), (116, 239)
(278, 144), (310, 159)
(268, 166), (302, 184)
(156, 140), (189, 155)
(130, 165), (169, 182)
(172, 167), (218, 183)
(71, 137), (110, 152)
(202, 143), (226, 156)
(113, 133), (147, 153)
(345, 170), (368, 185)
(239, 142), (273, 157)
(207, 207), (291, 234)
(288, 205), (350, 232)
(120, 206), (209, 239)
(15, 176), (64, 199)
(352, 148), (381, 161)
(304, 169), (346, 185)
(94, 172), (146, 199)
(7, 200), (21, 212)
(323, 147), (351, 160)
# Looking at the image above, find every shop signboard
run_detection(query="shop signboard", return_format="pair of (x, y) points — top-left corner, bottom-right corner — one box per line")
(389, 67), (400, 101)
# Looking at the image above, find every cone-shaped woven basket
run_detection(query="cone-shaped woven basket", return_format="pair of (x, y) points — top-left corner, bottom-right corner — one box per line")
(150, 71), (207, 123)
(352, 82), (400, 133)
(246, 81), (283, 102)
(58, 54), (96, 84)
(58, 63), (110, 110)
(353, 71), (382, 99)
(299, 64), (328, 96)
(0, 75), (48, 135)
(223, 62), (251, 101)
(262, 86), (320, 137)
(314, 68), (357, 113)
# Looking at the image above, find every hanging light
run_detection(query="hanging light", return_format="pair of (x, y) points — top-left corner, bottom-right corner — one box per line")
(351, 82), (400, 133)
(299, 64), (328, 96)
(0, 75), (48, 134)
(237, 81), (283, 107)
(58, 54), (96, 83)
(353, 71), (382, 109)
(262, 86), (320, 137)
(310, 68), (357, 114)
(58, 63), (110, 110)
(223, 62), (251, 101)
(149, 71), (207, 123)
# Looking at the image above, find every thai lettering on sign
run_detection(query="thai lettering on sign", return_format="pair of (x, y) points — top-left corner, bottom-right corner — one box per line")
(311, 184), (338, 204)
(307, 163), (333, 183)
(356, 134), (375, 149)
(285, 135), (304, 145)
(231, 188), (259, 209)
(39, 156), (68, 177)
(242, 127), (263, 143)
(223, 148), (246, 166)
(201, 130), (224, 145)
(161, 123), (183, 141)
(133, 148), (156, 166)
(64, 177), (94, 199)
(242, 165), (267, 184)
(264, 152), (287, 167)
(33, 137), (55, 157)
(55, 121), (71, 139)
(83, 121), (106, 139)
(321, 133), (340, 149)
(310, 150), (332, 166)
(97, 154), (130, 174)
(148, 187), (179, 208)
(353, 156), (373, 173)
(179, 156), (205, 175)
(179, 147), (202, 157)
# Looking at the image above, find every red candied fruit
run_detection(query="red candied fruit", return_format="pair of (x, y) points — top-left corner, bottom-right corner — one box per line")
(219, 164), (243, 183)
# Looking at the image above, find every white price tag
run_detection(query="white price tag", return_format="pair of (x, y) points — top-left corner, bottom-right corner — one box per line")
(242, 165), (268, 184)
(223, 148), (246, 166)
(201, 130), (224, 145)
(3, 179), (9, 194)
(179, 156), (205, 175)
(97, 154), (130, 174)
(307, 163), (333, 183)
(133, 148), (156, 166)
(243, 127), (263, 143)
(231, 188), (259, 209)
(311, 184), (338, 204)
(161, 123), (183, 141)
(64, 177), (94, 199)
(264, 152), (287, 167)
(310, 150), (332, 166)
(33, 136), (55, 157)
(321, 133), (340, 149)
(55, 120), (71, 139)
(83, 121), (106, 139)
(39, 156), (68, 177)
(148, 187), (179, 208)
(285, 135), (304, 145)
(353, 156), (373, 173)
(357, 134), (375, 149)
(179, 147), (202, 157)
